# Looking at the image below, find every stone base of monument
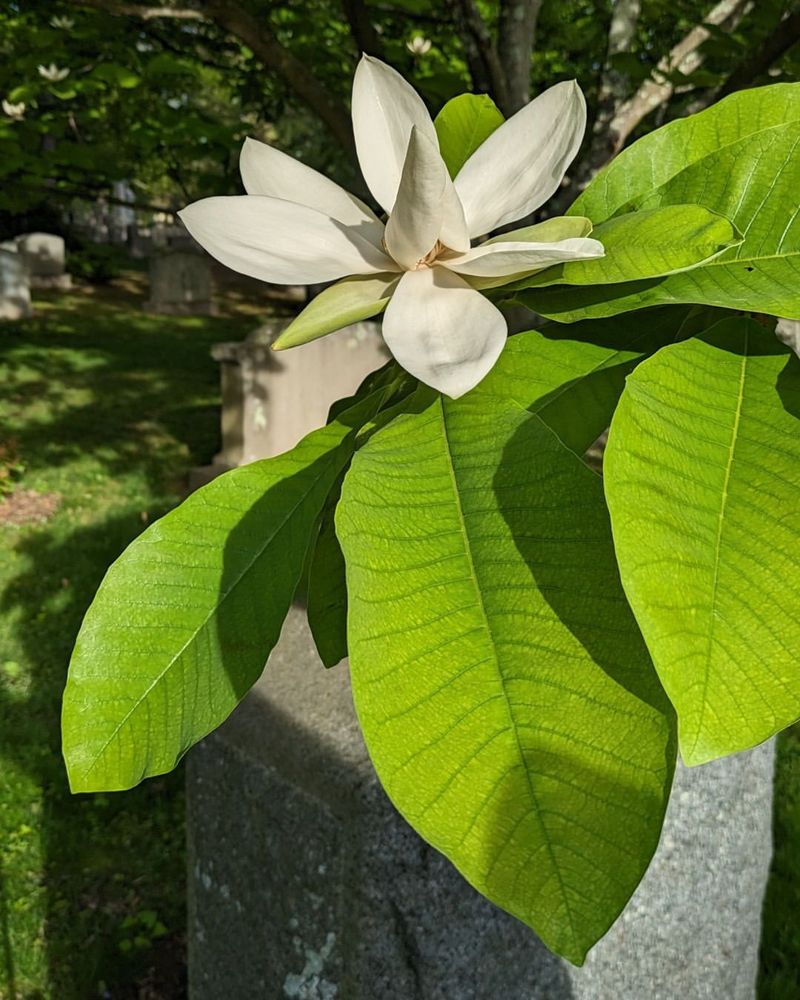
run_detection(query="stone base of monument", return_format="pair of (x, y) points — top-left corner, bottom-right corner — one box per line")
(0, 247), (33, 320)
(187, 607), (774, 1000)
(30, 272), (73, 290)
(187, 320), (390, 495)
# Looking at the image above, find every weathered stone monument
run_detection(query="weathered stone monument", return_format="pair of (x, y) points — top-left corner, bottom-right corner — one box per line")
(188, 608), (774, 999)
(0, 248), (32, 320)
(187, 314), (776, 998)
(189, 319), (389, 488)
(16, 232), (72, 289)
(144, 250), (214, 315)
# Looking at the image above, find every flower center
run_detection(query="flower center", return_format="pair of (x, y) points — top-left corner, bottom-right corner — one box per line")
(413, 240), (445, 270)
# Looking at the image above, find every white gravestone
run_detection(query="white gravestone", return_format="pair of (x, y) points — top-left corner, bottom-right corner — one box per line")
(0, 249), (32, 320)
(144, 250), (214, 315)
(16, 232), (72, 289)
(189, 319), (389, 489)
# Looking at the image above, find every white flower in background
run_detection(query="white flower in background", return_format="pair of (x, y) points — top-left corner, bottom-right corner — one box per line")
(2, 100), (25, 120)
(38, 64), (70, 82)
(180, 55), (602, 398)
(406, 35), (432, 56)
(50, 15), (75, 30)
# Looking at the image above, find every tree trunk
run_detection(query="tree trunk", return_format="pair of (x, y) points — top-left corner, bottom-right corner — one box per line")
(497, 0), (543, 113)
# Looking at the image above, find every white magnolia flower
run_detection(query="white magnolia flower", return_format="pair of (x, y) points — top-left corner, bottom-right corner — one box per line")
(406, 35), (432, 56)
(51, 15), (75, 30)
(2, 99), (25, 120)
(180, 55), (603, 398)
(38, 64), (70, 82)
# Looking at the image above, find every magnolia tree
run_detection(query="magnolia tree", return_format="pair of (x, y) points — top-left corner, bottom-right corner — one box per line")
(62, 56), (800, 963)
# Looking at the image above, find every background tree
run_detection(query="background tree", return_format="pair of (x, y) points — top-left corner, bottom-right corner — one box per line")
(1, 0), (798, 229)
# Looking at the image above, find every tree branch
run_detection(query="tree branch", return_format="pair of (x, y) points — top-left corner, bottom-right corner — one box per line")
(77, 0), (203, 20)
(452, 0), (511, 111)
(341, 0), (385, 58)
(604, 0), (750, 154)
(497, 0), (543, 113)
(77, 0), (356, 157)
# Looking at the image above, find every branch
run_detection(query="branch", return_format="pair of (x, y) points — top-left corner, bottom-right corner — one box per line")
(341, 0), (385, 58)
(452, 0), (511, 111)
(600, 0), (641, 106)
(497, 0), (543, 113)
(77, 0), (356, 157)
(605, 0), (750, 154)
(77, 0), (203, 19)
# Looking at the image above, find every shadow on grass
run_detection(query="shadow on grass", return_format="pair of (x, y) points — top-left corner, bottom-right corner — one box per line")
(0, 294), (255, 494)
(1, 510), (188, 998)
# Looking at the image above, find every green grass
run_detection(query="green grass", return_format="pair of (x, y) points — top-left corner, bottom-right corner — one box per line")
(0, 283), (265, 998)
(760, 725), (800, 999)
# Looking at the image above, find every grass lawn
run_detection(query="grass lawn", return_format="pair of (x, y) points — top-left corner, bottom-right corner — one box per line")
(0, 277), (797, 998)
(0, 277), (279, 998)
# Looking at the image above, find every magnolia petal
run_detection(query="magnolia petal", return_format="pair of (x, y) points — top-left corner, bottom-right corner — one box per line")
(240, 137), (384, 244)
(440, 175), (470, 253)
(352, 54), (438, 214)
(455, 80), (587, 237)
(385, 127), (446, 269)
(443, 237), (604, 279)
(179, 195), (398, 285)
(382, 267), (507, 398)
(273, 273), (400, 350)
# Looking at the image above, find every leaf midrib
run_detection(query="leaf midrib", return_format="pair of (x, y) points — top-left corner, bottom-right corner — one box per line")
(437, 398), (579, 950)
(687, 331), (748, 759)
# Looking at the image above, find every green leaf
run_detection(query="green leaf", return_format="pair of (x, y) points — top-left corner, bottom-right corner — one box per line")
(272, 274), (399, 350)
(474, 306), (705, 453)
(605, 318), (800, 765)
(337, 386), (675, 963)
(310, 306), (699, 687)
(306, 498), (348, 669)
(485, 216), (593, 245)
(542, 85), (800, 321)
(62, 391), (388, 792)
(92, 63), (142, 89)
(511, 205), (740, 291)
(571, 83), (800, 223)
(434, 93), (504, 177)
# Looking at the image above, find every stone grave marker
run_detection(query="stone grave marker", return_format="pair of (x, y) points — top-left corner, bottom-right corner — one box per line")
(189, 319), (389, 488)
(188, 607), (774, 1000)
(144, 250), (214, 315)
(0, 248), (32, 320)
(16, 232), (72, 290)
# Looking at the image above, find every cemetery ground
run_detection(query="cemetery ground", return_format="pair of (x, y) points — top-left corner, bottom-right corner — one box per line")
(0, 275), (798, 999)
(0, 273), (286, 998)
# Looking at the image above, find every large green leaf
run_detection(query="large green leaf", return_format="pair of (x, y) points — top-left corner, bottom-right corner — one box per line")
(308, 308), (696, 673)
(474, 306), (707, 453)
(571, 83), (800, 223)
(526, 85), (800, 321)
(509, 205), (739, 290)
(605, 318), (800, 765)
(62, 391), (388, 792)
(337, 385), (675, 963)
(434, 93), (504, 177)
